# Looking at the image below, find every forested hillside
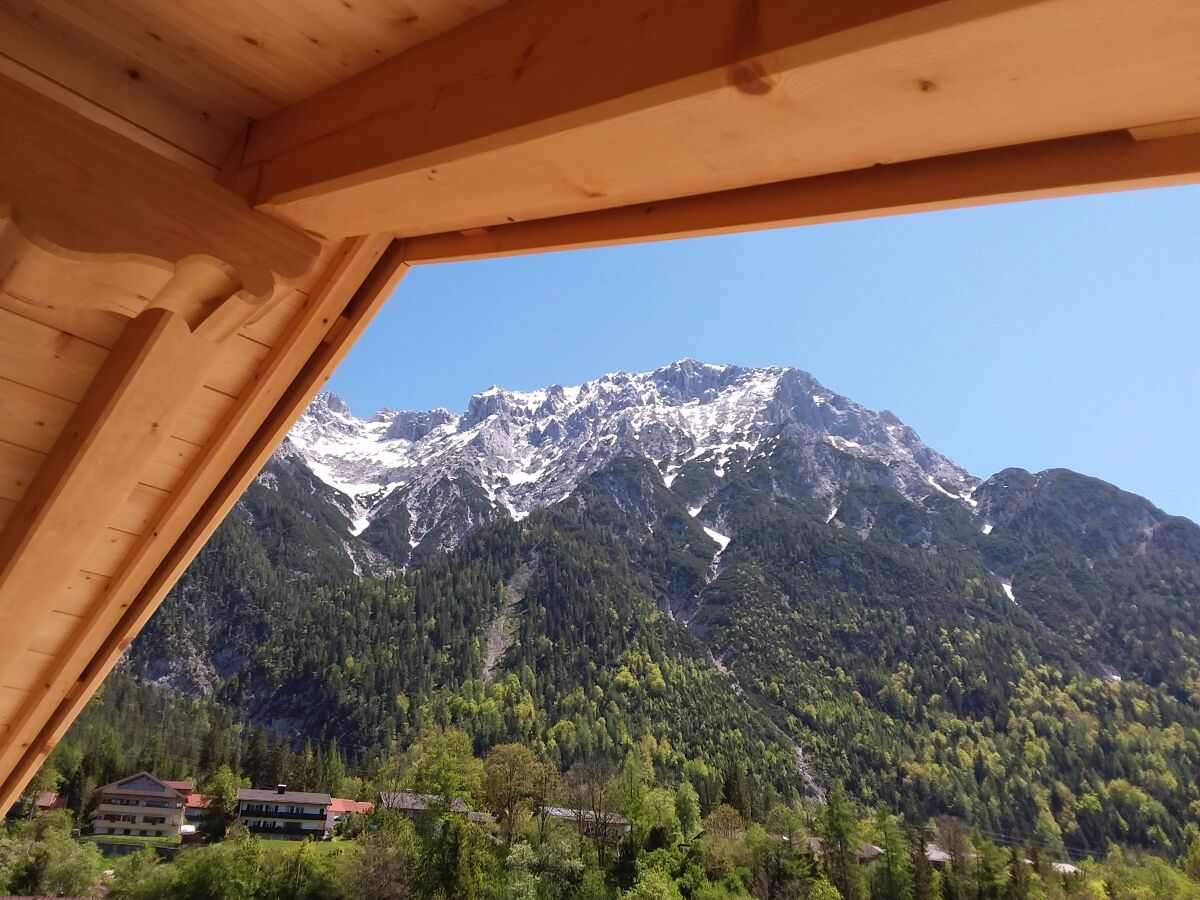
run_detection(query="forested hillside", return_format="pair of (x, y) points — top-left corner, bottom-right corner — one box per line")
(37, 363), (1200, 864)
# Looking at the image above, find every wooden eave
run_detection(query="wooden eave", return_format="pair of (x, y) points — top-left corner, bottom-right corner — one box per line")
(1, 0), (1198, 813)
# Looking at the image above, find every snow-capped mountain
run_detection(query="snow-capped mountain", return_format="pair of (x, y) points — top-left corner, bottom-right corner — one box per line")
(273, 360), (979, 558)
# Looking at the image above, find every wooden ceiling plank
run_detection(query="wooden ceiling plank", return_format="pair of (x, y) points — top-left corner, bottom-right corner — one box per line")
(30, 0), (281, 119)
(0, 441), (43, 506)
(171, 386), (239, 448)
(89, 0), (505, 112)
(0, 292), (128, 350)
(79, 528), (142, 580)
(403, 130), (1200, 262)
(0, 308), (212, 696)
(239, 289), (311, 347)
(54, 571), (112, 620)
(110, 484), (171, 538)
(0, 74), (318, 300)
(30, 610), (81, 657)
(0, 235), (404, 811)
(203, 335), (274, 400)
(0, 377), (75, 456)
(0, 1), (244, 169)
(0, 310), (110, 404)
(140, 437), (207, 494)
(0, 688), (31, 728)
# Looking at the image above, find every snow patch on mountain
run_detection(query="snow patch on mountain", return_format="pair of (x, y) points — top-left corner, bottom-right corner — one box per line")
(280, 360), (979, 553)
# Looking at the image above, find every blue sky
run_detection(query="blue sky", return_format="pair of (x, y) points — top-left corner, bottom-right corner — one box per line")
(327, 185), (1200, 522)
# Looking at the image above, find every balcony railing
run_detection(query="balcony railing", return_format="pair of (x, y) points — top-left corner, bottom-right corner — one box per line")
(238, 807), (327, 821)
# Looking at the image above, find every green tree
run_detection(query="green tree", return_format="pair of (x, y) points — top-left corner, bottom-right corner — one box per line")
(872, 807), (914, 900)
(1185, 835), (1200, 883)
(819, 784), (865, 900)
(676, 781), (702, 840)
(483, 743), (540, 844)
(809, 878), (844, 900)
(318, 740), (347, 797)
(352, 812), (421, 900)
(621, 866), (683, 900)
(910, 822), (937, 900)
(1004, 844), (1032, 900)
(409, 728), (483, 812)
(723, 762), (752, 819)
(200, 764), (244, 842)
(503, 842), (540, 900)
(971, 828), (1005, 900)
(36, 829), (104, 897)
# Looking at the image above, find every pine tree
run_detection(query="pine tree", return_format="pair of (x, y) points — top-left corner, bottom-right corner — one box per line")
(1005, 844), (1032, 900)
(872, 807), (915, 900)
(723, 761), (752, 819)
(820, 783), (866, 900)
(319, 740), (347, 797)
(911, 822), (936, 900)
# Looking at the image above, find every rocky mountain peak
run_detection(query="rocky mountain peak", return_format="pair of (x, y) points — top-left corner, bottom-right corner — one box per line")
(277, 361), (978, 557)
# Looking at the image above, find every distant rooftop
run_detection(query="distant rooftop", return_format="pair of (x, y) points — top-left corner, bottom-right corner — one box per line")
(237, 788), (331, 805)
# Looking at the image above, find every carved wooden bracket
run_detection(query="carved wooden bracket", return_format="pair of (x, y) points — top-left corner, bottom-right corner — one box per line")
(0, 73), (319, 308)
(0, 207), (266, 344)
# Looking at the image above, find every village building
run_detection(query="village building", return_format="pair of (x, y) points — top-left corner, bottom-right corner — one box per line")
(183, 792), (210, 826)
(34, 791), (65, 814)
(326, 797), (374, 832)
(378, 790), (494, 825)
(538, 805), (631, 839)
(802, 836), (883, 863)
(89, 772), (187, 839)
(236, 785), (332, 841)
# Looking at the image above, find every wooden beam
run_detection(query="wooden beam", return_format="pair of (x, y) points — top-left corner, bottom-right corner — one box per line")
(242, 0), (1200, 238)
(0, 74), (317, 300)
(0, 237), (407, 814)
(0, 307), (208, 696)
(403, 130), (1200, 262)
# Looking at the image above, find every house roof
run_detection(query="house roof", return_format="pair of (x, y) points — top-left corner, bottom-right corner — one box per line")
(185, 793), (210, 810)
(925, 843), (953, 864)
(164, 780), (194, 792)
(541, 805), (629, 825)
(378, 791), (494, 823)
(96, 772), (186, 799)
(35, 791), (64, 810)
(379, 790), (470, 813)
(237, 788), (331, 805)
(805, 836), (883, 861)
(328, 797), (374, 816)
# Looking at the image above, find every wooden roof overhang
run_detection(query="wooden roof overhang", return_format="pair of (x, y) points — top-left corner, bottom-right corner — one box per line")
(1, 0), (1198, 812)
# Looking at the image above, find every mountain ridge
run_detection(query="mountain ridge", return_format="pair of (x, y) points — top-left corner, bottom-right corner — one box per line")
(281, 360), (988, 565)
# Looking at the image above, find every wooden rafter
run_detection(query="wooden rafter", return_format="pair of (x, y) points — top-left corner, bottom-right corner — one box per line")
(0, 307), (206, 696)
(241, 0), (1200, 239)
(403, 130), (1200, 263)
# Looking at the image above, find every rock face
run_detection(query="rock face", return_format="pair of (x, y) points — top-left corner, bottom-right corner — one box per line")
(280, 359), (978, 562)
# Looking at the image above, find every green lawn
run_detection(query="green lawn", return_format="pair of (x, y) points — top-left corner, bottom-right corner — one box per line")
(83, 833), (182, 848)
